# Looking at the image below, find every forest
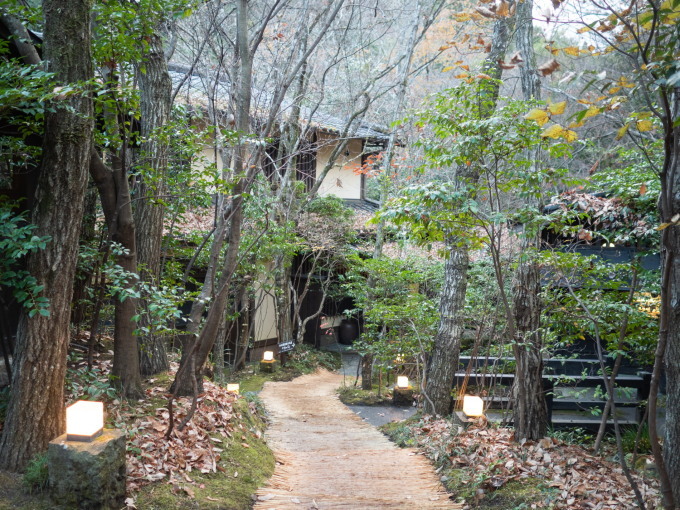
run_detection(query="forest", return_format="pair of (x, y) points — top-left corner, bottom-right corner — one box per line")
(0, 0), (679, 508)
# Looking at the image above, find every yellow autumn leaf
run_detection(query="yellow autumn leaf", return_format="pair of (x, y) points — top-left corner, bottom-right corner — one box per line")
(525, 108), (550, 126)
(563, 130), (578, 142)
(637, 119), (653, 131)
(616, 123), (630, 140)
(618, 76), (635, 88)
(455, 12), (472, 22)
(548, 101), (567, 115)
(562, 46), (580, 57)
(577, 26), (592, 33)
(547, 45), (560, 56)
(609, 86), (621, 94)
(569, 121), (585, 128)
(583, 106), (601, 119)
(442, 66), (455, 72)
(455, 73), (470, 79)
(541, 124), (565, 139)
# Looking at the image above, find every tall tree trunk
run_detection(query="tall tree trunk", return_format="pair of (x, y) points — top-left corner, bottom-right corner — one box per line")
(660, 88), (680, 505)
(0, 0), (93, 471)
(135, 32), (172, 376)
(510, 0), (548, 441)
(424, 238), (469, 415)
(511, 249), (547, 439)
(89, 147), (143, 398)
(110, 151), (143, 398)
(275, 257), (293, 344)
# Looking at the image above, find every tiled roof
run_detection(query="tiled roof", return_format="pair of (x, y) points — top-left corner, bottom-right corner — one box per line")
(168, 64), (390, 142)
(343, 199), (380, 213)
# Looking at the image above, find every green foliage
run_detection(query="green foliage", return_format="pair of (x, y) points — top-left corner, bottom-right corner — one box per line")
(341, 255), (441, 368)
(547, 427), (594, 446)
(92, 0), (197, 69)
(22, 453), (49, 494)
(65, 356), (117, 402)
(0, 200), (50, 317)
(77, 242), (185, 336)
(379, 79), (575, 250)
(462, 259), (506, 347)
(621, 424), (652, 455)
(305, 195), (354, 222)
(541, 251), (659, 365)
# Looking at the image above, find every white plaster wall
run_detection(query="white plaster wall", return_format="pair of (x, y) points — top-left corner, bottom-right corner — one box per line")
(253, 281), (278, 342)
(191, 146), (223, 177)
(315, 134), (363, 199)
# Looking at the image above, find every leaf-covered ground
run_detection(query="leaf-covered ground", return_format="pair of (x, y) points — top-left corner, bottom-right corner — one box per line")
(1, 353), (276, 510)
(382, 415), (661, 509)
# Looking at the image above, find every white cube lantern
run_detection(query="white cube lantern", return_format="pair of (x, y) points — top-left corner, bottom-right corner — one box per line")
(66, 400), (104, 442)
(227, 383), (240, 394)
(396, 376), (409, 389)
(463, 395), (484, 417)
(263, 351), (274, 361)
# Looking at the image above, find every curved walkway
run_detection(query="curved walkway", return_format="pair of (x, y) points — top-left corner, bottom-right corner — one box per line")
(253, 370), (457, 509)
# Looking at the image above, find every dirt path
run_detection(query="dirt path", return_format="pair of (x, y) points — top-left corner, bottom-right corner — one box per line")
(253, 370), (457, 509)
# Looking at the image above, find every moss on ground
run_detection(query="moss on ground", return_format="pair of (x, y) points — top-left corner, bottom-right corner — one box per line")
(336, 386), (395, 406)
(134, 398), (275, 510)
(379, 415), (420, 447)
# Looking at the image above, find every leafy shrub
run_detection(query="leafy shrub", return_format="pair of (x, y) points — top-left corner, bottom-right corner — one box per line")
(0, 200), (51, 317)
(286, 344), (341, 373)
(547, 426), (594, 445)
(621, 424), (651, 454)
(66, 358), (117, 402)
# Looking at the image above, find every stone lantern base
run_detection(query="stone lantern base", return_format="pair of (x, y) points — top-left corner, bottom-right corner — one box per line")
(260, 360), (277, 373)
(48, 429), (126, 510)
(392, 387), (414, 406)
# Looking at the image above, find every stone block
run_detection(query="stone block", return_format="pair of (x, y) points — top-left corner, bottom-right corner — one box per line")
(260, 360), (277, 373)
(48, 429), (126, 510)
(392, 387), (414, 406)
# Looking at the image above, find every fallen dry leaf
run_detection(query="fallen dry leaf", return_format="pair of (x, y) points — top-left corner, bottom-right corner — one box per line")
(538, 58), (560, 76)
